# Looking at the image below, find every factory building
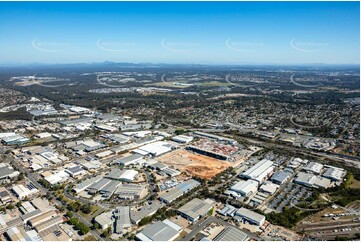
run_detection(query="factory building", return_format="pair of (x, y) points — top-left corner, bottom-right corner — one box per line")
(105, 169), (138, 182)
(0, 164), (19, 181)
(159, 179), (200, 203)
(113, 206), (131, 234)
(229, 179), (259, 198)
(114, 184), (147, 200)
(270, 171), (291, 185)
(240, 159), (274, 183)
(294, 172), (332, 189)
(213, 226), (248, 241)
(11, 184), (38, 200)
(111, 154), (144, 166)
(136, 219), (182, 241)
(234, 208), (265, 226)
(73, 175), (102, 194)
(171, 135), (194, 144)
(322, 166), (346, 181)
(133, 141), (173, 157)
(177, 198), (214, 222)
(303, 162), (324, 174)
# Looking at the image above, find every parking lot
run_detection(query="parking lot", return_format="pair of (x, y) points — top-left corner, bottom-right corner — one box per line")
(268, 183), (312, 212)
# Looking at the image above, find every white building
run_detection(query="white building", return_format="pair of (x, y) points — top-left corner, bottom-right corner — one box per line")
(171, 135), (194, 144)
(240, 159), (274, 183)
(303, 162), (324, 174)
(235, 208), (265, 226)
(230, 180), (259, 197)
(322, 166), (346, 181)
(12, 184), (38, 199)
(133, 141), (173, 156)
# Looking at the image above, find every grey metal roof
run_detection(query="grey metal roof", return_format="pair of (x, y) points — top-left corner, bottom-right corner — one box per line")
(271, 170), (291, 183)
(177, 198), (213, 221)
(88, 178), (112, 191)
(213, 227), (248, 241)
(130, 201), (164, 223)
(114, 154), (143, 164)
(140, 221), (179, 241)
(114, 206), (131, 233)
(67, 166), (84, 174)
(0, 167), (15, 179)
(100, 180), (121, 194)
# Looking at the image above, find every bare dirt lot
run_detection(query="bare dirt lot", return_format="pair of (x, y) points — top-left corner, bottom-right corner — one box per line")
(157, 149), (231, 180)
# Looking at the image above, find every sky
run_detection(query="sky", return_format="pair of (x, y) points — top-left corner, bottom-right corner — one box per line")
(0, 1), (359, 65)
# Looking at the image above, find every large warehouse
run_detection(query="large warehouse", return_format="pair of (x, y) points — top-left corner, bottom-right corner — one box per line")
(133, 141), (173, 157)
(177, 198), (214, 222)
(136, 219), (183, 241)
(234, 207), (265, 226)
(230, 179), (259, 198)
(240, 159), (274, 183)
(105, 169), (139, 182)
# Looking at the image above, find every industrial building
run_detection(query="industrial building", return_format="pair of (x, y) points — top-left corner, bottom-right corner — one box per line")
(133, 141), (173, 157)
(0, 187), (13, 204)
(294, 172), (332, 189)
(213, 226), (248, 241)
(270, 170), (291, 185)
(5, 227), (42, 241)
(234, 207), (265, 226)
(130, 201), (164, 224)
(171, 135), (194, 144)
(87, 178), (112, 194)
(94, 211), (113, 230)
(65, 165), (87, 178)
(0, 164), (19, 181)
(105, 169), (138, 182)
(240, 159), (274, 183)
(259, 182), (279, 195)
(114, 184), (147, 200)
(136, 219), (182, 241)
(113, 206), (131, 234)
(99, 180), (121, 198)
(217, 204), (237, 217)
(177, 198), (214, 222)
(229, 179), (259, 198)
(322, 166), (346, 181)
(159, 179), (200, 203)
(111, 154), (144, 166)
(11, 184), (38, 199)
(101, 133), (130, 144)
(73, 175), (102, 194)
(303, 162), (324, 174)
(1, 134), (30, 145)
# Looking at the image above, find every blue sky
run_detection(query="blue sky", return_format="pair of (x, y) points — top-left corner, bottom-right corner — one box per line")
(0, 1), (359, 65)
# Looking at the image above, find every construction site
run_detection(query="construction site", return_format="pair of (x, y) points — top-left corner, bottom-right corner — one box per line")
(157, 149), (232, 180)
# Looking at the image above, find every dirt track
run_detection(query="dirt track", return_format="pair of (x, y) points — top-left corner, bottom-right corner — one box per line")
(158, 149), (231, 180)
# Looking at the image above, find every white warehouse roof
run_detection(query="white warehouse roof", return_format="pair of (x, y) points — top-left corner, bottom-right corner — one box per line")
(241, 159), (274, 182)
(230, 180), (259, 197)
(134, 141), (172, 156)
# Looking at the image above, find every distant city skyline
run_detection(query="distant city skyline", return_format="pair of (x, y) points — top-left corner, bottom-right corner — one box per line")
(0, 1), (359, 65)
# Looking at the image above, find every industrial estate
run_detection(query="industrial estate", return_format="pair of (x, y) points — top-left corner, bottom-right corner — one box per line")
(0, 61), (359, 242)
